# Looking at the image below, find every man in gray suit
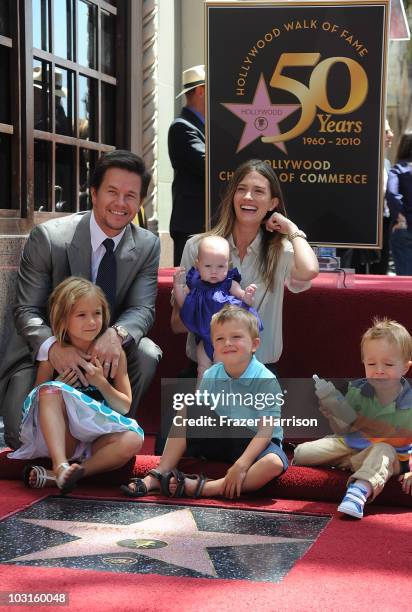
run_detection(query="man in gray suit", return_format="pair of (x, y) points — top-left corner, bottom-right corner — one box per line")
(0, 150), (161, 449)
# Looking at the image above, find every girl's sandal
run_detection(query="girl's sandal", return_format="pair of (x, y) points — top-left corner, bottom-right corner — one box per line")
(56, 462), (85, 495)
(22, 465), (57, 489)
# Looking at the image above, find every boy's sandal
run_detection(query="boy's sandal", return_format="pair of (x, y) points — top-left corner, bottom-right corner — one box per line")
(166, 469), (208, 499)
(56, 462), (85, 495)
(192, 473), (208, 498)
(120, 469), (171, 498)
(22, 465), (57, 489)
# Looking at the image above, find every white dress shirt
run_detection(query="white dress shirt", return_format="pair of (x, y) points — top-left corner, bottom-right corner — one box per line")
(37, 212), (126, 360)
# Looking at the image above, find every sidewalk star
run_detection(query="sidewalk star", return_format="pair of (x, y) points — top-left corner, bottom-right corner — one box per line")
(11, 508), (308, 577)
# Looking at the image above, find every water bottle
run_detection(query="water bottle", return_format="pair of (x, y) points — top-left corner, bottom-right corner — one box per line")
(312, 375), (357, 424)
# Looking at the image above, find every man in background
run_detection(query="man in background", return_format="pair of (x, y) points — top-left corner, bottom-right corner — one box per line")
(341, 119), (394, 274)
(168, 65), (206, 265)
(368, 119), (394, 274)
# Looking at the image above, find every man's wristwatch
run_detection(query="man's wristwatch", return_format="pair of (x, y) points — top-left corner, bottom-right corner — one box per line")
(111, 325), (129, 343)
(288, 229), (307, 242)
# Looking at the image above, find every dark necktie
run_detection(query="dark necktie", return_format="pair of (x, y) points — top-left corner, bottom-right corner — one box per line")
(96, 238), (117, 319)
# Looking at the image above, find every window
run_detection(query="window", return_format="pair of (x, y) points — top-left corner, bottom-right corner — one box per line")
(0, 0), (19, 218)
(0, 0), (129, 229)
(31, 0), (118, 214)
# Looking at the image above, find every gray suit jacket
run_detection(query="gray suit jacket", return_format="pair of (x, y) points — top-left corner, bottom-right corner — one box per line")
(0, 211), (160, 410)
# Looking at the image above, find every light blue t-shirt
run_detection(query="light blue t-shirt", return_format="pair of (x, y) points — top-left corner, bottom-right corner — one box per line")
(198, 355), (284, 440)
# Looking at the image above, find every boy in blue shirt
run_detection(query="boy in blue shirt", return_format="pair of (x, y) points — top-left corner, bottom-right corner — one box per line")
(122, 305), (288, 498)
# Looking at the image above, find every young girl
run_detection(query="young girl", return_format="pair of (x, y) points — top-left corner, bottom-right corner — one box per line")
(8, 276), (143, 494)
(173, 235), (260, 379)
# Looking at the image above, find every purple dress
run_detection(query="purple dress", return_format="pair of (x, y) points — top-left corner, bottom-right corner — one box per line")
(180, 267), (263, 360)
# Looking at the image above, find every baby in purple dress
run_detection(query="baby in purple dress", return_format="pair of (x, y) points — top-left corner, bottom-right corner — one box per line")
(173, 235), (260, 379)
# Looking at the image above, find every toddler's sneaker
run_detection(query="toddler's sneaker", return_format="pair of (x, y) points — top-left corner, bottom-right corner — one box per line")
(337, 483), (369, 518)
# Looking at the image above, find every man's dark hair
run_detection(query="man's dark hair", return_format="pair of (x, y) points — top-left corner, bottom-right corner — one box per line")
(396, 130), (412, 163)
(91, 150), (152, 198)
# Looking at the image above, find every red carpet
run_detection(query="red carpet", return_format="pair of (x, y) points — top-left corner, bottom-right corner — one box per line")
(0, 477), (411, 611)
(1, 433), (411, 611)
(1, 447), (411, 508)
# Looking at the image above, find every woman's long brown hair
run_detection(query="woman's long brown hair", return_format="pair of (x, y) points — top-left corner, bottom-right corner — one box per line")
(205, 159), (287, 292)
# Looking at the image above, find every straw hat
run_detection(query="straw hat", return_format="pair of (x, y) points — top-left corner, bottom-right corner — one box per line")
(176, 64), (205, 98)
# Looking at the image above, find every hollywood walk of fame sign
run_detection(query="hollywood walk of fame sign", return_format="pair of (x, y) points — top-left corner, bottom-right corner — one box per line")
(0, 498), (330, 582)
(206, 1), (389, 248)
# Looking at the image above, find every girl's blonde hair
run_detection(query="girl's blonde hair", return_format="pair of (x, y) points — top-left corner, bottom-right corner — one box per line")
(204, 159), (287, 292)
(361, 317), (412, 362)
(49, 276), (110, 343)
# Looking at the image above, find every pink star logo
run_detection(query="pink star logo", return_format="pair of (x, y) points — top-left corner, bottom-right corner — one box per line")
(222, 74), (300, 154)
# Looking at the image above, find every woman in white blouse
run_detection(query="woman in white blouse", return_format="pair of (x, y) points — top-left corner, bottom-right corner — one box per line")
(172, 158), (319, 372)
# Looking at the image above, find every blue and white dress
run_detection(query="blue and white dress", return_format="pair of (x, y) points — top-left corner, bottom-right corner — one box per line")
(8, 380), (143, 462)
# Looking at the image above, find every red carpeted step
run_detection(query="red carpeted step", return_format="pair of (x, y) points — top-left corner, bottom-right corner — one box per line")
(1, 449), (411, 508)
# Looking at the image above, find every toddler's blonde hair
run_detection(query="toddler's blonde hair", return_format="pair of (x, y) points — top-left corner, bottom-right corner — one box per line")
(361, 317), (412, 362)
(210, 305), (259, 341)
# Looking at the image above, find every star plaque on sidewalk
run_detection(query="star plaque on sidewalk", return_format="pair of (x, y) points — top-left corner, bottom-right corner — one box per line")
(0, 498), (329, 582)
